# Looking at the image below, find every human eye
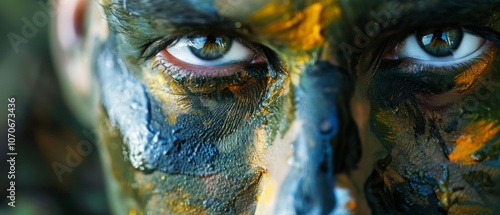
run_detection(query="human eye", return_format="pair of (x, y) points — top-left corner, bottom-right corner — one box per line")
(162, 35), (266, 77)
(167, 35), (257, 66)
(150, 34), (271, 92)
(384, 26), (489, 65)
(372, 25), (497, 109)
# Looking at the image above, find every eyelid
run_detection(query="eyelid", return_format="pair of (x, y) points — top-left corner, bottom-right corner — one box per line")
(147, 34), (274, 93)
(407, 41), (491, 67)
(376, 25), (500, 79)
(143, 37), (264, 63)
(383, 25), (500, 60)
(166, 37), (256, 67)
(158, 49), (249, 78)
(391, 33), (487, 63)
(140, 37), (178, 60)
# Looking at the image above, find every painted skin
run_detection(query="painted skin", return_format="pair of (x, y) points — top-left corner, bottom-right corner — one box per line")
(62, 0), (500, 214)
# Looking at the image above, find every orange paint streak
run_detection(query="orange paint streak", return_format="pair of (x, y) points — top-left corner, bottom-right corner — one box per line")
(346, 201), (357, 210)
(454, 45), (494, 93)
(380, 167), (405, 192)
(228, 78), (256, 104)
(449, 120), (499, 164)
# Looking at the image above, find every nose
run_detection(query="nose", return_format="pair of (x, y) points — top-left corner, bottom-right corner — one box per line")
(269, 61), (359, 214)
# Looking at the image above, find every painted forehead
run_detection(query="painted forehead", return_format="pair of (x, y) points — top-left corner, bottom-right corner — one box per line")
(104, 0), (498, 23)
(102, 0), (500, 58)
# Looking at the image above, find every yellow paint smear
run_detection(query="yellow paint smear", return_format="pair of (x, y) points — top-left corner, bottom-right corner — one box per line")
(143, 62), (191, 125)
(98, 0), (111, 6)
(374, 109), (396, 143)
(256, 174), (273, 202)
(250, 2), (327, 52)
(250, 127), (267, 165)
(449, 120), (499, 164)
(128, 208), (137, 215)
(163, 188), (205, 214)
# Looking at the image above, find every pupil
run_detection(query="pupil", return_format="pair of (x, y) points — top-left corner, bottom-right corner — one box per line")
(417, 27), (463, 57)
(206, 36), (216, 44)
(188, 35), (232, 61)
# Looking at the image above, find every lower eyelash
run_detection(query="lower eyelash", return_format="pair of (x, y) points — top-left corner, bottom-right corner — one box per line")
(149, 54), (269, 92)
(158, 51), (248, 79)
(396, 42), (495, 75)
(372, 43), (496, 103)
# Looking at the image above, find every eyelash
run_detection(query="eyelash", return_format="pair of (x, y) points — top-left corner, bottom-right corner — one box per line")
(140, 25), (500, 95)
(379, 25), (499, 71)
(388, 44), (494, 74)
(147, 44), (273, 94)
(151, 56), (268, 89)
(365, 25), (500, 107)
(140, 37), (177, 60)
(144, 36), (271, 91)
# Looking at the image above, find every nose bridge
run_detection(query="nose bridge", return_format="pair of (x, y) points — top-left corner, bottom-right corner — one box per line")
(274, 61), (350, 214)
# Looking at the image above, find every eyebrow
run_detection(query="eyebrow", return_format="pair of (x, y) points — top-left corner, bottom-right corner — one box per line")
(331, 0), (500, 48)
(105, 0), (262, 41)
(109, 0), (227, 25)
(104, 0), (500, 58)
(399, 1), (500, 25)
(339, 0), (500, 28)
(106, 0), (500, 32)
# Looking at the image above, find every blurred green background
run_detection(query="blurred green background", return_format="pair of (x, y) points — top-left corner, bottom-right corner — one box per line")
(0, 0), (110, 214)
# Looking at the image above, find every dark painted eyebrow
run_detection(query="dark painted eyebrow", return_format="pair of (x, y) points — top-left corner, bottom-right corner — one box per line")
(109, 0), (223, 25)
(333, 0), (500, 47)
(104, 0), (500, 55)
(399, 0), (500, 24)
(343, 0), (500, 27)
(107, 0), (500, 31)
(117, 0), (500, 20)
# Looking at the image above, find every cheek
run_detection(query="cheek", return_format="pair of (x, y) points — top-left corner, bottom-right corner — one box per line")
(143, 63), (268, 139)
(449, 120), (499, 164)
(368, 86), (500, 167)
(366, 50), (500, 156)
(128, 60), (285, 213)
(363, 60), (500, 212)
(144, 70), (192, 125)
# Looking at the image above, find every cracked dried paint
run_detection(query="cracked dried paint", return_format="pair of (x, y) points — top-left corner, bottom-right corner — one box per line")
(73, 0), (500, 214)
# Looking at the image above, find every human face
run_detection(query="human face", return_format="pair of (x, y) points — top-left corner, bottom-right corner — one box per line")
(57, 0), (500, 214)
